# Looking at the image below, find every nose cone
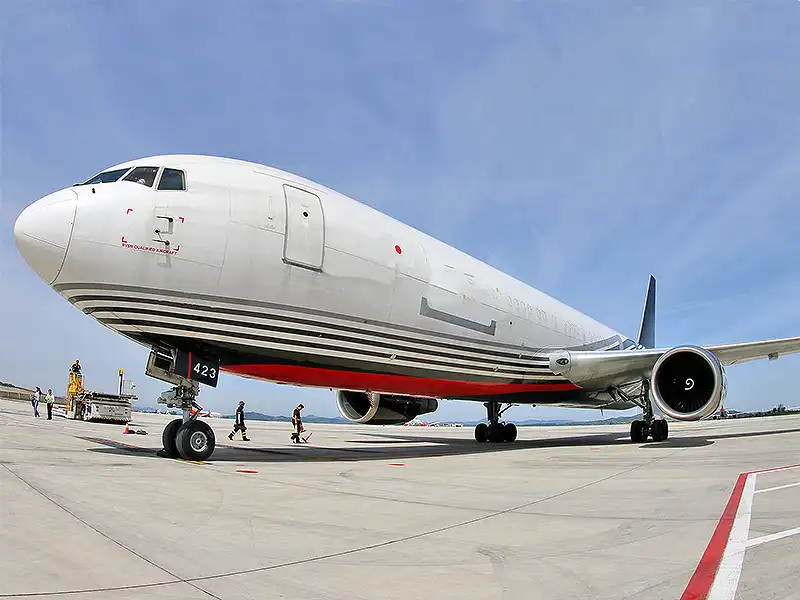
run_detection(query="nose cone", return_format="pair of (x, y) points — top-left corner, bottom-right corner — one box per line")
(14, 189), (78, 285)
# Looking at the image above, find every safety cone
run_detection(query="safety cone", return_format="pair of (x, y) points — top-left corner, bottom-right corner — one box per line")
(123, 424), (132, 434)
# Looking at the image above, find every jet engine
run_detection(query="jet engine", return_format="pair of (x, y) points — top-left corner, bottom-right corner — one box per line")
(650, 346), (727, 421)
(336, 390), (438, 425)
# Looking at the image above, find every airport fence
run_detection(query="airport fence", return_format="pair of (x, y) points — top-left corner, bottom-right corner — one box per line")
(0, 387), (66, 407)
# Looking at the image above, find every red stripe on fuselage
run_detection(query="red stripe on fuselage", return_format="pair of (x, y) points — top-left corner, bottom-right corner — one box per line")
(221, 363), (579, 397)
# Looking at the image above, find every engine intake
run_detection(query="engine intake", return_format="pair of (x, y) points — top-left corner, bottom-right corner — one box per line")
(336, 390), (438, 425)
(651, 346), (727, 420)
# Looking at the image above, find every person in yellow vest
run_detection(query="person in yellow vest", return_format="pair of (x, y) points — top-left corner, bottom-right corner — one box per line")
(45, 388), (55, 420)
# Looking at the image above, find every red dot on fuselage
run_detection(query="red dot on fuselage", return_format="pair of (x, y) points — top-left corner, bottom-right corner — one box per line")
(395, 245), (402, 254)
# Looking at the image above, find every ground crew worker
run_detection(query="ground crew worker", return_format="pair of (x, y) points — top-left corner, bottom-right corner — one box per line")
(291, 403), (304, 443)
(45, 388), (55, 420)
(71, 360), (81, 374)
(228, 400), (250, 441)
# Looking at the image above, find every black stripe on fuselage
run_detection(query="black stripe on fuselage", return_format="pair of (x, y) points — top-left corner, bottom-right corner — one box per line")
(55, 282), (625, 355)
(79, 299), (556, 373)
(95, 314), (565, 381)
(102, 324), (571, 386)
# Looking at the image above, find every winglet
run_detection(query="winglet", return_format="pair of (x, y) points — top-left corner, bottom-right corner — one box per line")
(637, 275), (656, 349)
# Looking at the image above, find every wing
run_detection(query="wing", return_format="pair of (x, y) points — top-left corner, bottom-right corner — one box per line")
(549, 336), (800, 390)
(707, 337), (800, 365)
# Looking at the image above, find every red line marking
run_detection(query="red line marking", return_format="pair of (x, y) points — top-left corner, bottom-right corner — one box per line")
(126, 208), (133, 214)
(395, 245), (402, 254)
(680, 472), (749, 600)
(188, 351), (192, 379)
(750, 463), (800, 474)
(222, 364), (579, 397)
(236, 469), (258, 474)
(388, 463), (405, 467)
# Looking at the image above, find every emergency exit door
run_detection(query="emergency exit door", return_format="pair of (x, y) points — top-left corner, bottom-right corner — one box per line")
(283, 184), (325, 270)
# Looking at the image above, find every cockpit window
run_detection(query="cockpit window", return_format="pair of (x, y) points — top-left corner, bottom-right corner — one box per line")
(80, 168), (131, 185)
(123, 166), (160, 187)
(157, 168), (186, 191)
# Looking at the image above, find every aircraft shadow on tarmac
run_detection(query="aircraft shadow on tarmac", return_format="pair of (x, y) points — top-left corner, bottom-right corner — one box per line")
(78, 426), (800, 462)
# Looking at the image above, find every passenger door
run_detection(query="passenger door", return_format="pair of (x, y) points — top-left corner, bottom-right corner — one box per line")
(283, 184), (325, 271)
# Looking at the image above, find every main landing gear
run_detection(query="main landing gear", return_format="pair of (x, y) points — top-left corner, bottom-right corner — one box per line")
(612, 381), (669, 443)
(159, 380), (216, 462)
(474, 401), (518, 443)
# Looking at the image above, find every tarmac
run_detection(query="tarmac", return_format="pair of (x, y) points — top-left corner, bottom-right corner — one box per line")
(1, 397), (799, 600)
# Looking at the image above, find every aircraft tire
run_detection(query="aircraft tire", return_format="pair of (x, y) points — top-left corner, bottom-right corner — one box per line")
(504, 422), (517, 442)
(161, 418), (183, 458)
(630, 420), (647, 443)
(475, 423), (489, 443)
(487, 424), (506, 443)
(651, 419), (668, 442)
(176, 420), (216, 461)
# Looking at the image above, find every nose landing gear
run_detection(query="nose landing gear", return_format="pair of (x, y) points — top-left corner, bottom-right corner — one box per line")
(146, 349), (218, 461)
(157, 381), (216, 461)
(474, 401), (518, 443)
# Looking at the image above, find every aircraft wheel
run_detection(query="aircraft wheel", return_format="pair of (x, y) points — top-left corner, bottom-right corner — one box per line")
(176, 420), (216, 461)
(630, 420), (647, 443)
(161, 418), (183, 458)
(504, 422), (517, 443)
(651, 419), (669, 442)
(487, 424), (506, 443)
(475, 423), (489, 443)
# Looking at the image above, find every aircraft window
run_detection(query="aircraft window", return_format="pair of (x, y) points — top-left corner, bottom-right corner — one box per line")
(123, 166), (160, 187)
(80, 168), (131, 185)
(158, 168), (186, 191)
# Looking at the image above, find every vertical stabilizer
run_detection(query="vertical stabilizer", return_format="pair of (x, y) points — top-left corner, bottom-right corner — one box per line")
(637, 275), (656, 349)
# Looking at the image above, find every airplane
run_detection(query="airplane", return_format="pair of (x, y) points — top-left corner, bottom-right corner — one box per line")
(13, 154), (800, 461)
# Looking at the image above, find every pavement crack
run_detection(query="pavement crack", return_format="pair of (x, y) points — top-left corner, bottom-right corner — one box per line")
(0, 463), (222, 600)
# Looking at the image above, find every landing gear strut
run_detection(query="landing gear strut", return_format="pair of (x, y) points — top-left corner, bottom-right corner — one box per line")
(475, 401), (517, 443)
(145, 348), (218, 461)
(615, 381), (669, 443)
(158, 381), (216, 461)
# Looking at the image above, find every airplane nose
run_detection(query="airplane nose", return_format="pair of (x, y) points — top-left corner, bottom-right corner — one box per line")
(14, 189), (78, 284)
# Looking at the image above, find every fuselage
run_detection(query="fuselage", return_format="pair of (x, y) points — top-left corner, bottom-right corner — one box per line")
(14, 155), (638, 407)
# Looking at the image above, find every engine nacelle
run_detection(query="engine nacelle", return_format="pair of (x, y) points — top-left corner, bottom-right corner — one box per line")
(336, 390), (438, 425)
(651, 346), (727, 421)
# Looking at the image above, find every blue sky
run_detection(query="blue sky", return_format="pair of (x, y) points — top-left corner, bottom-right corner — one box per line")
(2, 1), (799, 422)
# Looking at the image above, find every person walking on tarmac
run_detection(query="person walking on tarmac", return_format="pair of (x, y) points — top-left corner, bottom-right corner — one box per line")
(45, 388), (55, 420)
(228, 400), (250, 441)
(291, 403), (305, 443)
(31, 387), (41, 418)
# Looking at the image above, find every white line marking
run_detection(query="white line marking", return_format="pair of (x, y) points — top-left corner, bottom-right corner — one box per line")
(708, 473), (757, 600)
(755, 481), (800, 494)
(746, 526), (800, 548)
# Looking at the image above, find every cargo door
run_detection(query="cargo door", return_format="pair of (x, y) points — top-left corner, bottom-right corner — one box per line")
(283, 184), (324, 270)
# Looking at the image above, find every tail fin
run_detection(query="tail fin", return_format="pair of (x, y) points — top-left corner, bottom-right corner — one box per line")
(637, 275), (656, 349)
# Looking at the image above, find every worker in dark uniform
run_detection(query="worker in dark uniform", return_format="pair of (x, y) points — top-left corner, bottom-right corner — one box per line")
(71, 360), (81, 374)
(228, 400), (250, 441)
(291, 403), (304, 443)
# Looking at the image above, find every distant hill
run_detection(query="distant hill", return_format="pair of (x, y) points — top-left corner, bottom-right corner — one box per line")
(458, 413), (644, 427)
(221, 412), (644, 427)
(226, 412), (351, 424)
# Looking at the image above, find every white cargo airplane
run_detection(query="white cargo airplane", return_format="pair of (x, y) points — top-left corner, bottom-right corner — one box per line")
(13, 155), (800, 461)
